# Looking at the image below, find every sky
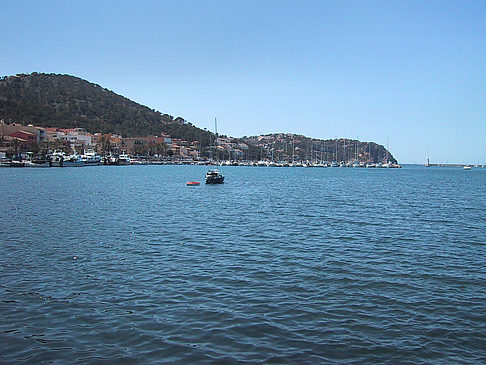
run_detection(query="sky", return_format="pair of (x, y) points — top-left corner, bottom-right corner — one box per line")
(1, 0), (485, 164)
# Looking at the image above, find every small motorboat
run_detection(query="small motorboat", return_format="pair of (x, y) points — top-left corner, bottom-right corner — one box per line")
(187, 181), (200, 186)
(205, 169), (224, 184)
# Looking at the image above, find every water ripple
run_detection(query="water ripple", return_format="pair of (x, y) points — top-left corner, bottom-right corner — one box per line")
(0, 165), (485, 363)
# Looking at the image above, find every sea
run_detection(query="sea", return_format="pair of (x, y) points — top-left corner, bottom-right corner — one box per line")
(1, 165), (485, 364)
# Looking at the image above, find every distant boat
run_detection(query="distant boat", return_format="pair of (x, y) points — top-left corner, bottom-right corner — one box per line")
(24, 160), (50, 168)
(25, 153), (50, 167)
(63, 154), (85, 167)
(463, 165), (471, 170)
(49, 150), (85, 167)
(10, 160), (25, 167)
(187, 181), (200, 186)
(50, 150), (66, 167)
(118, 152), (131, 165)
(81, 149), (102, 165)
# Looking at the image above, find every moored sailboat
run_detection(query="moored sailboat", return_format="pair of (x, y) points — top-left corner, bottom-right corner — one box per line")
(206, 118), (224, 184)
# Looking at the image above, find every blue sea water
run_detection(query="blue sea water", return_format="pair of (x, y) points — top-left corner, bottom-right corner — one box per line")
(0, 165), (485, 364)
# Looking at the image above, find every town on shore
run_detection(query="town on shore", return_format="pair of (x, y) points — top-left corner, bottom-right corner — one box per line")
(0, 121), (401, 168)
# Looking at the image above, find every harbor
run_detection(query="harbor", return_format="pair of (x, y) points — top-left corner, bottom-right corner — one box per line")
(0, 154), (405, 168)
(1, 122), (405, 169)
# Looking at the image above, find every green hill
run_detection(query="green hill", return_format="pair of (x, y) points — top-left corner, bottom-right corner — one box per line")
(0, 72), (212, 145)
(241, 134), (397, 164)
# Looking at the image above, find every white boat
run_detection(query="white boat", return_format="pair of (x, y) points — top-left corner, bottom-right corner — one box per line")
(0, 159), (10, 167)
(118, 153), (131, 165)
(103, 153), (118, 165)
(463, 165), (471, 170)
(130, 158), (145, 165)
(81, 149), (102, 165)
(63, 154), (85, 167)
(10, 160), (25, 167)
(50, 150), (66, 167)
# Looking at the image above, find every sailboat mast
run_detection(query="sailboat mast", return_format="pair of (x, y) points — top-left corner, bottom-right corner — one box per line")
(343, 140), (346, 163)
(310, 139), (314, 162)
(292, 136), (295, 164)
(386, 136), (389, 164)
(215, 118), (218, 165)
(335, 138), (337, 162)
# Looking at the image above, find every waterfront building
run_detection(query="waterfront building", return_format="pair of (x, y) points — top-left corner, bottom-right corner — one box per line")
(1, 122), (46, 144)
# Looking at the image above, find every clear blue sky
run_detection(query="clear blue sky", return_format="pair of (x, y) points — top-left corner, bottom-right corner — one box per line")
(1, 0), (485, 164)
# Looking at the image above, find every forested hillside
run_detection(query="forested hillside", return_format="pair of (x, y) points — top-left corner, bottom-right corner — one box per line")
(0, 73), (212, 145)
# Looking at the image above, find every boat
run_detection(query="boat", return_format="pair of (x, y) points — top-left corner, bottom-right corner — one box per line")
(187, 181), (200, 186)
(25, 158), (50, 167)
(463, 165), (471, 170)
(103, 153), (118, 165)
(10, 156), (25, 167)
(24, 160), (50, 167)
(50, 150), (66, 167)
(25, 153), (50, 167)
(205, 169), (224, 184)
(63, 154), (85, 167)
(0, 159), (10, 167)
(205, 118), (225, 184)
(118, 152), (131, 165)
(81, 149), (102, 165)
(130, 158), (145, 165)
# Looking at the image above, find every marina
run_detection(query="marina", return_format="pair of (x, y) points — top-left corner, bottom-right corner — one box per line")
(4, 147), (485, 170)
(1, 153), (407, 168)
(4, 157), (484, 168)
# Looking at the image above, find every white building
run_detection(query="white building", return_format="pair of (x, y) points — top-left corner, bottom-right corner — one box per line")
(60, 128), (92, 146)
